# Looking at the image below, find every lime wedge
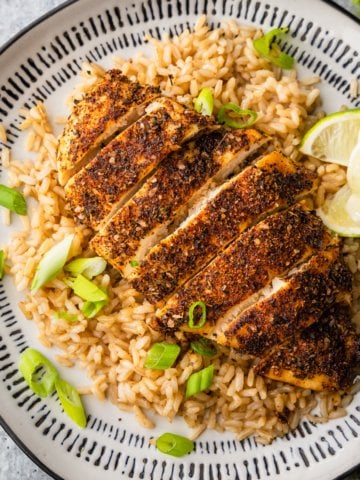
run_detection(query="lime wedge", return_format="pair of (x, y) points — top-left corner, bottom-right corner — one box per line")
(300, 109), (360, 166)
(346, 191), (360, 223)
(317, 184), (360, 237)
(346, 138), (360, 193)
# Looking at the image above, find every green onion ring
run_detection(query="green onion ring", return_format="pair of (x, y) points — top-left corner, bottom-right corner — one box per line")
(144, 343), (181, 369)
(186, 364), (214, 398)
(19, 348), (59, 397)
(156, 432), (194, 457)
(194, 87), (214, 116)
(188, 301), (207, 330)
(217, 103), (258, 129)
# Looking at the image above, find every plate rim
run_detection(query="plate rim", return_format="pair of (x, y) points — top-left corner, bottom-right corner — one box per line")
(0, 1), (359, 479)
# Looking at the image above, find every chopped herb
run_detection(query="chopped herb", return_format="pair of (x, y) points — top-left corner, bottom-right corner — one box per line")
(0, 184), (27, 215)
(31, 235), (74, 292)
(190, 337), (217, 357)
(186, 364), (214, 398)
(217, 103), (258, 128)
(65, 256), (106, 279)
(188, 301), (207, 330)
(156, 432), (194, 457)
(253, 27), (294, 69)
(194, 88), (214, 116)
(55, 311), (78, 323)
(144, 343), (181, 369)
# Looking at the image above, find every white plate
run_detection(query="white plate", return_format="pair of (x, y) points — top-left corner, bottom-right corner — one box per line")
(0, 1), (359, 479)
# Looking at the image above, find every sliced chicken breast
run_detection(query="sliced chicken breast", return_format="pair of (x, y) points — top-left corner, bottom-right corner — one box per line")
(131, 151), (316, 303)
(57, 70), (160, 185)
(153, 203), (333, 334)
(217, 242), (352, 355)
(91, 128), (269, 275)
(256, 303), (360, 391)
(65, 97), (212, 230)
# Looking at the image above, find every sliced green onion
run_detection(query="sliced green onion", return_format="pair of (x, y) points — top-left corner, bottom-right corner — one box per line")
(188, 301), (207, 330)
(0, 250), (5, 280)
(55, 311), (78, 323)
(0, 184), (27, 215)
(81, 300), (107, 319)
(65, 274), (108, 302)
(64, 256), (107, 279)
(55, 377), (87, 428)
(186, 364), (214, 398)
(130, 260), (139, 267)
(253, 27), (294, 70)
(190, 337), (217, 357)
(194, 87), (214, 116)
(19, 348), (59, 397)
(31, 234), (74, 292)
(156, 432), (194, 457)
(144, 343), (181, 369)
(217, 103), (258, 129)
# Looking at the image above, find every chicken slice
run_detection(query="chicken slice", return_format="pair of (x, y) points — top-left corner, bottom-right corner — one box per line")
(153, 203), (333, 334)
(131, 151), (315, 303)
(65, 97), (212, 230)
(256, 303), (360, 391)
(57, 70), (160, 185)
(217, 242), (352, 355)
(91, 128), (269, 276)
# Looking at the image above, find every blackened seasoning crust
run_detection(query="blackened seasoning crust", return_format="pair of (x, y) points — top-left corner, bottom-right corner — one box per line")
(220, 242), (352, 356)
(154, 202), (333, 334)
(65, 97), (212, 229)
(256, 302), (360, 391)
(57, 70), (160, 185)
(132, 151), (315, 303)
(91, 128), (268, 274)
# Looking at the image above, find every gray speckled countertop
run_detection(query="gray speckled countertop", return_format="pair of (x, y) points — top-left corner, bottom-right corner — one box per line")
(0, 1), (359, 479)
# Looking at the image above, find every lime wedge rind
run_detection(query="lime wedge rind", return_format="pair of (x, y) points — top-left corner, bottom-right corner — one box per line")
(299, 109), (360, 166)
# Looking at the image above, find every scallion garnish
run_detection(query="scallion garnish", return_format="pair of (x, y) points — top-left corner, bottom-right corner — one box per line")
(130, 260), (139, 267)
(253, 27), (294, 70)
(55, 378), (87, 428)
(31, 234), (74, 292)
(186, 364), (214, 398)
(19, 348), (59, 397)
(65, 256), (107, 279)
(194, 87), (214, 116)
(156, 432), (194, 457)
(190, 337), (217, 357)
(64, 274), (108, 302)
(55, 311), (78, 323)
(144, 343), (181, 369)
(188, 301), (207, 330)
(217, 103), (258, 129)
(19, 348), (87, 428)
(0, 250), (5, 280)
(81, 300), (107, 319)
(0, 184), (27, 215)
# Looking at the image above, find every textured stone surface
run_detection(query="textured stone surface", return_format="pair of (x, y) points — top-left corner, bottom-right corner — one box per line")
(0, 1), (359, 479)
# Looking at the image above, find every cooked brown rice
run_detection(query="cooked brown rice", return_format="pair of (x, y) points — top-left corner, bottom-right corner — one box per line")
(1, 17), (360, 445)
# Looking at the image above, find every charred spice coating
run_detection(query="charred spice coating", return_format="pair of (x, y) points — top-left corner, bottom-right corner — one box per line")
(65, 97), (212, 229)
(132, 151), (316, 303)
(57, 70), (160, 184)
(90, 128), (226, 268)
(221, 242), (352, 356)
(154, 203), (333, 334)
(256, 302), (360, 391)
